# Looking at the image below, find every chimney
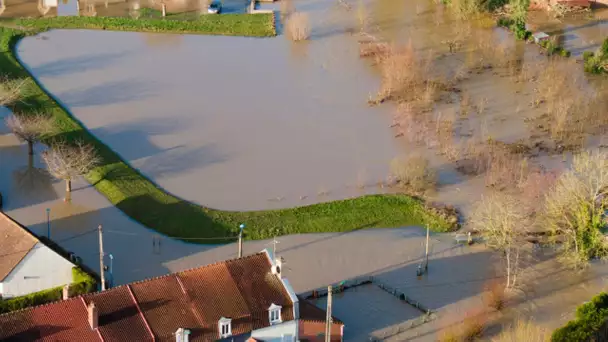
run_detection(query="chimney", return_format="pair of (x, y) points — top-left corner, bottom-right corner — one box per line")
(62, 284), (70, 300)
(175, 328), (191, 342)
(87, 302), (98, 330)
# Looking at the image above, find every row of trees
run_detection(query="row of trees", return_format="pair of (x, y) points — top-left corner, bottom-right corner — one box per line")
(5, 112), (99, 201)
(471, 151), (608, 290)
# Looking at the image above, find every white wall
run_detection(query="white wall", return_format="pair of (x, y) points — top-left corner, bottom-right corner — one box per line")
(251, 321), (297, 342)
(1, 243), (74, 298)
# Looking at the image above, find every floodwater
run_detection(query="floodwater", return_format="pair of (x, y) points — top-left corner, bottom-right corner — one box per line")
(3, 0), (608, 337)
(15, 14), (400, 211)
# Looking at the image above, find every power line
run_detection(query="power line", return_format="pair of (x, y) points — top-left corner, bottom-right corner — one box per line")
(0, 228), (98, 259)
(0, 228), (239, 260)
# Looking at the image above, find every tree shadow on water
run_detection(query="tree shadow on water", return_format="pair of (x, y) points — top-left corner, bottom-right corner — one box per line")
(31, 51), (131, 78)
(56, 79), (155, 108)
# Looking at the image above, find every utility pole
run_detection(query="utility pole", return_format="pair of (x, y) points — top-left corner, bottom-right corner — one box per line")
(98, 225), (106, 291)
(238, 224), (245, 258)
(425, 225), (430, 271)
(272, 236), (279, 257)
(325, 285), (332, 342)
(46, 208), (51, 239)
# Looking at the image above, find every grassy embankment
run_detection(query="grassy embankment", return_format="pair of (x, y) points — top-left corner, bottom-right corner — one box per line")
(4, 13), (276, 37)
(0, 19), (453, 243)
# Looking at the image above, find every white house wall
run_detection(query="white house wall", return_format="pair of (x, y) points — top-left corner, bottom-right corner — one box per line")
(251, 320), (298, 342)
(1, 242), (74, 298)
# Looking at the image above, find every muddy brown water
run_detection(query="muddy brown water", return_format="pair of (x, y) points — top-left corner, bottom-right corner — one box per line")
(2, 0), (608, 337)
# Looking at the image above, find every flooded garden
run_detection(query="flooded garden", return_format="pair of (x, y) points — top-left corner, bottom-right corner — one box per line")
(3, 0), (608, 339)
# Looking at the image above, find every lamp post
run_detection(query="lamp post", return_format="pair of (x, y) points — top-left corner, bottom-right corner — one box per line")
(46, 208), (51, 239)
(108, 254), (114, 288)
(238, 224), (245, 258)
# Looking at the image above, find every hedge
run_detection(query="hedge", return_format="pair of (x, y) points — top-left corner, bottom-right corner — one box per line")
(0, 267), (97, 314)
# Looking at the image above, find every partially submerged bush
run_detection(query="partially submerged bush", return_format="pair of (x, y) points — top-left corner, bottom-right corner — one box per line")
(484, 280), (506, 311)
(439, 308), (487, 341)
(544, 151), (608, 268)
(582, 37), (608, 74)
(285, 12), (310, 41)
(390, 155), (437, 192)
(494, 319), (549, 342)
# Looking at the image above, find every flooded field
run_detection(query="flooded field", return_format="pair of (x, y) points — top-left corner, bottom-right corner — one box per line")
(3, 0), (608, 338)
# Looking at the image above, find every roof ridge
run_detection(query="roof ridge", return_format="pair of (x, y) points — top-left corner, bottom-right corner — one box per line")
(126, 284), (155, 341)
(0, 212), (40, 244)
(115, 251), (269, 289)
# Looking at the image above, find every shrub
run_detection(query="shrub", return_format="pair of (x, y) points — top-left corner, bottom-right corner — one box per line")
(497, 17), (514, 27)
(583, 51), (595, 62)
(551, 292), (608, 342)
(544, 151), (608, 268)
(285, 12), (310, 41)
(601, 37), (608, 55)
(462, 313), (486, 340)
(390, 155), (437, 192)
(71, 267), (97, 295)
(494, 319), (549, 342)
(584, 56), (602, 74)
(484, 280), (506, 311)
(559, 49), (571, 58)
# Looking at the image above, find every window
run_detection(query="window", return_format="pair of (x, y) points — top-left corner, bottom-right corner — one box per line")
(268, 303), (282, 324)
(218, 317), (231, 338)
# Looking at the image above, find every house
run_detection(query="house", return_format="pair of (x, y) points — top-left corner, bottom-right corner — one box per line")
(0, 212), (75, 299)
(0, 250), (343, 341)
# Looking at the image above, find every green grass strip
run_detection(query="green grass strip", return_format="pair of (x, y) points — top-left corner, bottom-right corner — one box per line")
(3, 12), (276, 37)
(0, 26), (453, 243)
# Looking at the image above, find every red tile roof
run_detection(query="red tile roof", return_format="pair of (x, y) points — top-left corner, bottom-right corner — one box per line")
(0, 212), (40, 281)
(298, 297), (343, 325)
(0, 252), (297, 341)
(0, 296), (100, 341)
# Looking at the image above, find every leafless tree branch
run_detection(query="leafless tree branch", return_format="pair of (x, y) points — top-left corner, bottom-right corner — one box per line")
(5, 113), (55, 155)
(42, 141), (100, 200)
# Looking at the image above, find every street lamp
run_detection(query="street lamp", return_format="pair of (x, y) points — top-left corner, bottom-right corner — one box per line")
(46, 208), (51, 239)
(108, 254), (114, 288)
(238, 224), (245, 258)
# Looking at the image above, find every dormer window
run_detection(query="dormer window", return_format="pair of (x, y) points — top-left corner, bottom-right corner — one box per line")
(269, 303), (282, 324)
(218, 317), (231, 338)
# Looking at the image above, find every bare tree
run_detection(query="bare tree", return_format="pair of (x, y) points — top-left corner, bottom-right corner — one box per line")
(42, 142), (100, 201)
(544, 151), (608, 268)
(5, 113), (55, 156)
(471, 194), (526, 289)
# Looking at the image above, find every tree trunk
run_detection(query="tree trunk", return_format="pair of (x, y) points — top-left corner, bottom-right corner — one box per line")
(512, 247), (520, 289)
(28, 141), (33, 156)
(28, 153), (34, 169)
(65, 179), (72, 202)
(505, 249), (511, 289)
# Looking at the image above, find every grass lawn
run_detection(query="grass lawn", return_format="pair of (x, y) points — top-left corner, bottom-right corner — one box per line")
(0, 26), (454, 243)
(3, 12), (276, 37)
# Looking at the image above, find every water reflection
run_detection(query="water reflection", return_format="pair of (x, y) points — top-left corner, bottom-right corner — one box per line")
(0, 0), (205, 18)
(142, 32), (183, 47)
